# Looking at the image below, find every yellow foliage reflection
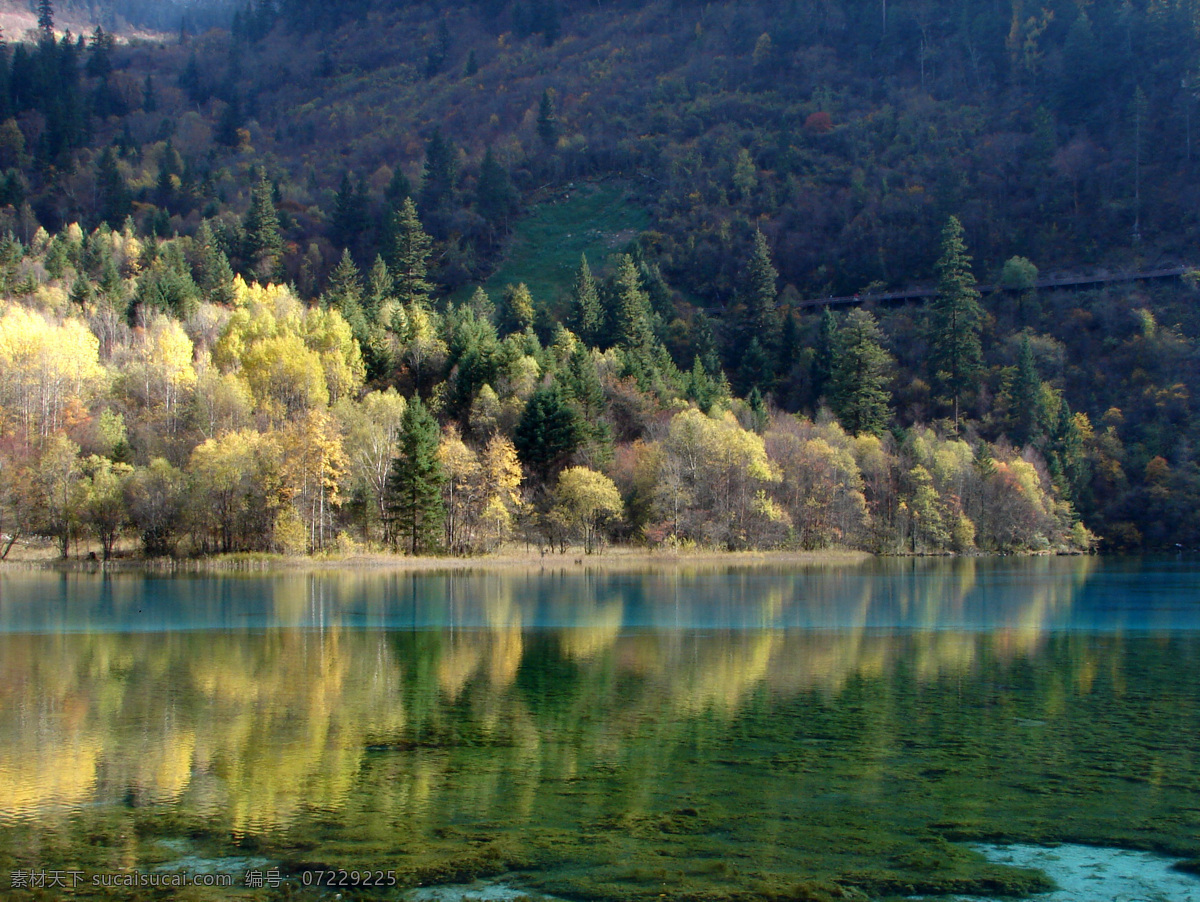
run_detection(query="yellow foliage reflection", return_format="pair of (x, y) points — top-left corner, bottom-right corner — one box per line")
(0, 559), (1103, 835)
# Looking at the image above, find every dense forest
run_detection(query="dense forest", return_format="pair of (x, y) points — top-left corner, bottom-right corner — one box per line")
(2, 0), (1200, 556)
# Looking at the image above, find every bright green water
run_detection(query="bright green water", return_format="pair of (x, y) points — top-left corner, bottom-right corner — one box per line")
(1, 557), (1199, 901)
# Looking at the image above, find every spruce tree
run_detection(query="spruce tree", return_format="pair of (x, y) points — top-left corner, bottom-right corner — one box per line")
(475, 147), (517, 231)
(243, 171), (283, 281)
(365, 255), (394, 322)
(419, 129), (456, 213)
(385, 395), (446, 555)
(829, 308), (893, 436)
(1011, 335), (1043, 446)
(95, 146), (130, 229)
(326, 249), (366, 336)
(515, 383), (581, 483)
(385, 167), (411, 207)
(467, 285), (495, 322)
(561, 343), (611, 463)
(743, 229), (779, 348)
(570, 253), (602, 346)
(388, 197), (433, 307)
(193, 220), (235, 305)
(37, 0), (54, 36)
(612, 253), (653, 350)
(331, 171), (370, 255)
(497, 282), (535, 336)
(929, 216), (983, 432)
(811, 305), (838, 403)
(738, 337), (773, 396)
(537, 89), (559, 148)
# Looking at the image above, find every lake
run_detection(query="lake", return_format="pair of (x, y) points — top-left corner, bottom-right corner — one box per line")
(1, 557), (1198, 901)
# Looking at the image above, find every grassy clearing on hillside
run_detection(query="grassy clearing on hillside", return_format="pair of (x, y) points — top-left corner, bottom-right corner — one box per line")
(480, 181), (650, 316)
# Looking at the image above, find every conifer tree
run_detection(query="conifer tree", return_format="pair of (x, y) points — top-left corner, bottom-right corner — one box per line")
(385, 168), (411, 208)
(612, 253), (653, 350)
(475, 147), (517, 231)
(331, 171), (370, 255)
(1011, 335), (1043, 446)
(326, 249), (366, 335)
(829, 308), (892, 436)
(570, 253), (602, 346)
(243, 171), (283, 281)
(1046, 397), (1086, 505)
(738, 337), (773, 396)
(95, 146), (130, 229)
(467, 286), (495, 322)
(929, 216), (982, 432)
(744, 229), (779, 348)
(365, 255), (394, 322)
(515, 383), (581, 483)
(193, 220), (236, 305)
(37, 0), (54, 36)
(537, 89), (559, 148)
(561, 343), (611, 463)
(385, 395), (445, 555)
(811, 305), (838, 403)
(388, 197), (433, 307)
(497, 282), (535, 335)
(685, 356), (723, 411)
(419, 129), (456, 213)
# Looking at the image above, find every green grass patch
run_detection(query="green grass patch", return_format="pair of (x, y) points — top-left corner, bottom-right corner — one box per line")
(481, 181), (650, 314)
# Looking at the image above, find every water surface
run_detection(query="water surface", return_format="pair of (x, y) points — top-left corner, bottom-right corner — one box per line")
(1, 557), (1198, 901)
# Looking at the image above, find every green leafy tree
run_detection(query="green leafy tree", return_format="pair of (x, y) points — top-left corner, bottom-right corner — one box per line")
(929, 216), (983, 432)
(385, 395), (446, 554)
(829, 308), (893, 436)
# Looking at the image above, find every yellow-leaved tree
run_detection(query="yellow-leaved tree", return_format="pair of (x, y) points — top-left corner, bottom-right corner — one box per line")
(212, 279), (363, 422)
(117, 314), (197, 437)
(278, 410), (348, 553)
(658, 407), (780, 548)
(0, 304), (107, 441)
(550, 466), (623, 554)
(480, 433), (523, 551)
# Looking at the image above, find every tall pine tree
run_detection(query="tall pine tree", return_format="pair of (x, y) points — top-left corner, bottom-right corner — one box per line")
(569, 253), (602, 346)
(829, 308), (893, 436)
(243, 171), (283, 281)
(387, 197), (433, 307)
(929, 216), (982, 433)
(385, 395), (446, 555)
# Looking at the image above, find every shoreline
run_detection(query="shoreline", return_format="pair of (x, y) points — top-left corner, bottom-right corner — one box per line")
(0, 547), (873, 574)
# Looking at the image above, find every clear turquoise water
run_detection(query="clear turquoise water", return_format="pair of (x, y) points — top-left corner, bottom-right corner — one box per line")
(0, 557), (1198, 901)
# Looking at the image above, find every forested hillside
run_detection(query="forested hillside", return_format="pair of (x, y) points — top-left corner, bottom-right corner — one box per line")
(1, 0), (1200, 556)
